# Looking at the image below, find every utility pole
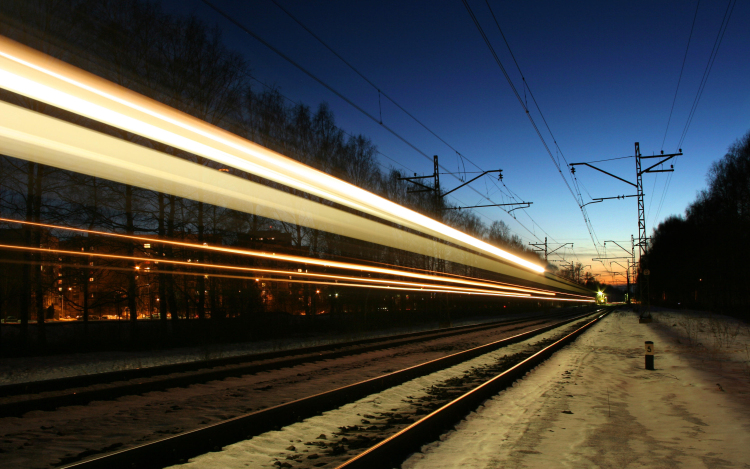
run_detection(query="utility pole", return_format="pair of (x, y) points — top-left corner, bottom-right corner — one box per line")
(530, 239), (574, 263)
(571, 143), (682, 318)
(604, 240), (633, 304)
(529, 237), (547, 261)
(621, 261), (631, 305)
(630, 234), (637, 306)
(549, 242), (573, 260)
(581, 265), (591, 285)
(397, 155), (535, 327)
(550, 259), (575, 281)
(593, 255), (633, 302)
(399, 155), (531, 211)
(434, 154), (440, 203)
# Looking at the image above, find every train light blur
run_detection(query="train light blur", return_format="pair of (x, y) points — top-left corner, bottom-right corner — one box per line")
(0, 101), (581, 294)
(0, 36), (544, 273)
(0, 243), (564, 299)
(0, 217), (566, 297)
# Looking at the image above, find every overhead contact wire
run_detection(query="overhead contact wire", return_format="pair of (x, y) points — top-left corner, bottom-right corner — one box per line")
(464, 0), (601, 259)
(661, 0), (700, 151)
(677, 0), (736, 149)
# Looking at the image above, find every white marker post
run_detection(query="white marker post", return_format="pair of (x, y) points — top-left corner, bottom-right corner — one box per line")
(645, 341), (654, 370)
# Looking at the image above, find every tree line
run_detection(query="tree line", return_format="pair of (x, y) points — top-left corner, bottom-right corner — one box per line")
(642, 130), (750, 317)
(0, 0), (559, 351)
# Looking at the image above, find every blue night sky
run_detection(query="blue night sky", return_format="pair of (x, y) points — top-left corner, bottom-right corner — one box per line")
(161, 0), (749, 283)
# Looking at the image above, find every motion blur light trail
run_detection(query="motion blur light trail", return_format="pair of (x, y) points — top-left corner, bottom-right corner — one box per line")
(0, 101), (587, 295)
(0, 245), (592, 301)
(0, 244), (549, 299)
(0, 35), (544, 273)
(0, 217), (572, 297)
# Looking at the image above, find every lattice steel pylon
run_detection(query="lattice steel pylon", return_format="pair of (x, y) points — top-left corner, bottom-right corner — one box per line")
(570, 142), (682, 314)
(635, 142), (648, 316)
(635, 143), (646, 259)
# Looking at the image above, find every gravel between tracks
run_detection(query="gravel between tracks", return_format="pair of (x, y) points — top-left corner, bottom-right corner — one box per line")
(0, 314), (526, 387)
(0, 316), (559, 468)
(167, 315), (592, 469)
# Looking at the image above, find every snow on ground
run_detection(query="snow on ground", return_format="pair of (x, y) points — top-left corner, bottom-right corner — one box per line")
(0, 313), (528, 386)
(0, 315), (560, 468)
(404, 309), (750, 468)
(169, 316), (589, 468)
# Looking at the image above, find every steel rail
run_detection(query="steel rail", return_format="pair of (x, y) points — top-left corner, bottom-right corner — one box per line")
(336, 309), (611, 468)
(57, 309), (605, 468)
(0, 308), (593, 417)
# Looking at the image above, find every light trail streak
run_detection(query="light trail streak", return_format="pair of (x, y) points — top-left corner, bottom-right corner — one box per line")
(0, 101), (589, 295)
(193, 275), (533, 298)
(0, 255), (592, 302)
(0, 36), (545, 273)
(0, 244), (555, 298)
(0, 217), (567, 297)
(0, 245), (539, 298)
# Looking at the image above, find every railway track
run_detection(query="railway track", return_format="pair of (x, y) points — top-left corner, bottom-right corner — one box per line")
(55, 306), (611, 469)
(337, 309), (610, 469)
(0, 308), (592, 418)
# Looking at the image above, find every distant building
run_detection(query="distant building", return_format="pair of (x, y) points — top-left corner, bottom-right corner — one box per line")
(0, 228), (59, 321)
(236, 230), (293, 250)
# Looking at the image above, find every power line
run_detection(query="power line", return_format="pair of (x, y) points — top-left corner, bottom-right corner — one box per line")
(677, 0), (736, 150)
(649, 0), (735, 236)
(581, 155), (633, 164)
(268, 0), (475, 167)
(200, 0), (553, 245)
(267, 0), (555, 243)
(267, 0), (504, 192)
(462, 0), (602, 260)
(646, 170), (659, 221)
(245, 69), (540, 243)
(661, 0), (700, 151)
(245, 74), (421, 179)
(653, 162), (676, 225)
(200, 0), (435, 167)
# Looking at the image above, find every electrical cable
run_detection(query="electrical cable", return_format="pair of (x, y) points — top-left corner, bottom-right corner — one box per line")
(267, 0), (519, 203)
(247, 76), (529, 240)
(268, 0), (471, 163)
(269, 0), (529, 226)
(583, 155), (633, 164)
(661, 0), (700, 151)
(677, 0), (735, 149)
(653, 164), (675, 225)
(646, 170), (659, 221)
(677, 0), (736, 150)
(464, 0), (602, 260)
(483, 0), (615, 270)
(201, 0), (548, 246)
(207, 0), (597, 269)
